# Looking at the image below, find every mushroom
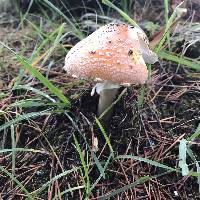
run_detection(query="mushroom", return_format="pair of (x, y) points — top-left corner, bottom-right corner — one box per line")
(64, 23), (158, 119)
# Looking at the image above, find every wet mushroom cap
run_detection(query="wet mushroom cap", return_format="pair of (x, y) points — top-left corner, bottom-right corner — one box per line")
(64, 23), (154, 85)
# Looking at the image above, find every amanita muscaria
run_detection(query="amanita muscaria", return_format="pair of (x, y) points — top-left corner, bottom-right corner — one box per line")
(64, 23), (158, 119)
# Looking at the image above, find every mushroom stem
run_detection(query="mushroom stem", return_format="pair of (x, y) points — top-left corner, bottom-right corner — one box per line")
(98, 88), (119, 120)
(91, 82), (121, 120)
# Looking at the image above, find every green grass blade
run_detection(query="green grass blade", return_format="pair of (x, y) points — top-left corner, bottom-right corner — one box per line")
(186, 146), (200, 193)
(116, 155), (177, 171)
(73, 134), (90, 197)
(13, 85), (56, 102)
(197, 165), (200, 194)
(0, 148), (45, 154)
(29, 24), (63, 63)
(0, 42), (70, 106)
(26, 19), (46, 39)
(90, 154), (112, 191)
(99, 176), (150, 199)
(9, 99), (66, 109)
(187, 73), (200, 78)
(64, 112), (90, 147)
(190, 172), (200, 177)
(155, 2), (184, 53)
(102, 0), (139, 27)
(18, 0), (34, 29)
(0, 110), (51, 132)
(164, 0), (171, 51)
(138, 85), (146, 109)
(0, 165), (33, 200)
(9, 99), (44, 108)
(187, 124), (200, 141)
(93, 152), (106, 179)
(52, 185), (85, 200)
(30, 166), (81, 195)
(95, 117), (114, 156)
(42, 0), (84, 39)
(11, 125), (16, 178)
(178, 139), (189, 176)
(41, 23), (65, 66)
(158, 51), (200, 70)
(98, 88), (127, 120)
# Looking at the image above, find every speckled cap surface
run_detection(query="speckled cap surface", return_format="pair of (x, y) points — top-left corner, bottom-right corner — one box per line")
(64, 23), (156, 85)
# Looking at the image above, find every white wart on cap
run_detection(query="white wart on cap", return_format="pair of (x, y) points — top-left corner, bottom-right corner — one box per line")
(64, 23), (158, 85)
